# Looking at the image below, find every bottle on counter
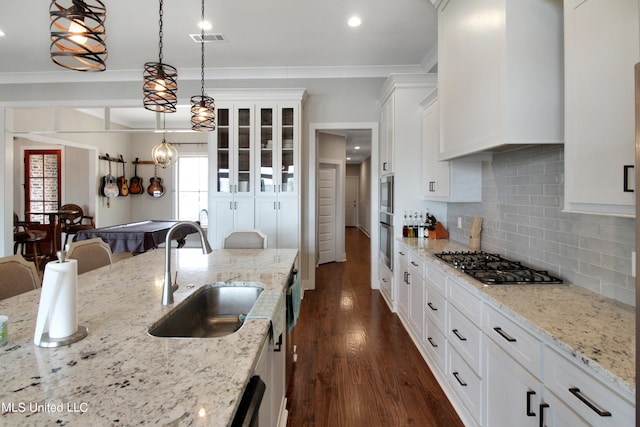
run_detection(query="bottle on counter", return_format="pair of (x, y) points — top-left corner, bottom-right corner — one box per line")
(418, 213), (425, 238)
(402, 211), (409, 238)
(412, 212), (419, 238)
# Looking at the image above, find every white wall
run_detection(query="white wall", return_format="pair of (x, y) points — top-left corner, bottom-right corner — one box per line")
(0, 77), (385, 290)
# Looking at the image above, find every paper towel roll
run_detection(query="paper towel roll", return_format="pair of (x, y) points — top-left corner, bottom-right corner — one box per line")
(34, 259), (78, 343)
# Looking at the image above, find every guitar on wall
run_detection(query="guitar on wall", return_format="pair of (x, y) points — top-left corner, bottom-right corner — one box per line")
(100, 154), (119, 201)
(128, 158), (144, 195)
(147, 164), (165, 197)
(117, 155), (129, 197)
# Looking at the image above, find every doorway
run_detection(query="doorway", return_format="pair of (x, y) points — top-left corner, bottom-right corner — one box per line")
(309, 122), (378, 290)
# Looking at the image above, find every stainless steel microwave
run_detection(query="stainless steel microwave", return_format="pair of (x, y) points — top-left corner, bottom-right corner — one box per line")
(380, 175), (394, 214)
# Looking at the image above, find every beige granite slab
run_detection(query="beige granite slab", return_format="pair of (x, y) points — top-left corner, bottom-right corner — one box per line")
(398, 237), (635, 398)
(0, 248), (297, 426)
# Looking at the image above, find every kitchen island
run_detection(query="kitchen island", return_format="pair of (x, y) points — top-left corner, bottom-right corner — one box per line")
(0, 248), (298, 426)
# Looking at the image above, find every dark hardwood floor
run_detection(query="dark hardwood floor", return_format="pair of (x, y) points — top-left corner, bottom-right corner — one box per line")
(286, 228), (464, 427)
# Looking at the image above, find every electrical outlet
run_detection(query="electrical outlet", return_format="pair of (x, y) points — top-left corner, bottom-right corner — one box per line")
(457, 217), (462, 228)
(632, 251), (636, 277)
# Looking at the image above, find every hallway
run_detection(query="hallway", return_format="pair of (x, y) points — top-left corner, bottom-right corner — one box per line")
(286, 228), (463, 426)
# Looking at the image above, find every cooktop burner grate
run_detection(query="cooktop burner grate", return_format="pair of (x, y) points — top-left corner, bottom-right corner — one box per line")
(434, 251), (563, 285)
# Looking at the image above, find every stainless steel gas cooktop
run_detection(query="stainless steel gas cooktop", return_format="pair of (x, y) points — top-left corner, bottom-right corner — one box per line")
(434, 251), (563, 285)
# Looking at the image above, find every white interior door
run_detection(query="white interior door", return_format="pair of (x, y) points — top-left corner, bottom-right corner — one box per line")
(317, 166), (336, 264)
(345, 176), (358, 227)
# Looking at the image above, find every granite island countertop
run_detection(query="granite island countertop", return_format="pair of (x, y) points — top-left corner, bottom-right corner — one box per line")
(397, 237), (636, 398)
(0, 248), (298, 426)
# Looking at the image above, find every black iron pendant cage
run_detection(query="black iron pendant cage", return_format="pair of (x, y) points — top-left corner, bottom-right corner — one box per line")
(143, 62), (178, 113)
(190, 95), (216, 131)
(190, 0), (215, 131)
(143, 0), (178, 113)
(49, 0), (107, 72)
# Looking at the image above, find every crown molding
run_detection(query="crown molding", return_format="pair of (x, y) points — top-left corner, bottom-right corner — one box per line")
(0, 64), (427, 85)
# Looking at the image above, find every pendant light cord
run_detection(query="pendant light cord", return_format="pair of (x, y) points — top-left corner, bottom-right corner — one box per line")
(200, 0), (206, 98)
(158, 0), (164, 64)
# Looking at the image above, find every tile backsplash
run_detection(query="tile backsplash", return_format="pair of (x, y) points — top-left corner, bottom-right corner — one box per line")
(446, 144), (636, 307)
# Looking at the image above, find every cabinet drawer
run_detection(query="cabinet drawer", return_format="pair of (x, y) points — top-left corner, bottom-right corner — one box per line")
(544, 347), (634, 426)
(424, 315), (446, 375)
(425, 261), (447, 295)
(448, 345), (482, 426)
(483, 304), (542, 379)
(425, 282), (446, 333)
(408, 252), (424, 275)
(448, 304), (482, 375)
(447, 276), (482, 326)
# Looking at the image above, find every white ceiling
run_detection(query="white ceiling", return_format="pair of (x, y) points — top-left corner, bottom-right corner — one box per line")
(0, 0), (438, 163)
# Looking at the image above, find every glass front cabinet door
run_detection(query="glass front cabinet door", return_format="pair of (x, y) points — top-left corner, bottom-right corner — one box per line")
(212, 104), (255, 196)
(257, 104), (299, 196)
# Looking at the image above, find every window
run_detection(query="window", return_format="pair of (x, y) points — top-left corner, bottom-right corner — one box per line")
(24, 150), (61, 224)
(176, 155), (208, 227)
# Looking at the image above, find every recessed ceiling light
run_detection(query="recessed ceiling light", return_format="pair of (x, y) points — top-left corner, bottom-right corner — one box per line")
(354, 146), (361, 150)
(0, 29), (6, 37)
(348, 16), (361, 27)
(199, 20), (212, 31)
(347, 157), (352, 160)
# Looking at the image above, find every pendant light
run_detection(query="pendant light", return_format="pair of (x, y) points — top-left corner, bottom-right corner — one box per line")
(49, 0), (107, 72)
(190, 0), (216, 131)
(143, 0), (178, 113)
(152, 114), (179, 169)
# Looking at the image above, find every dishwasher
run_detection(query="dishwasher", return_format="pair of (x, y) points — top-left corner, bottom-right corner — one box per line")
(230, 375), (266, 427)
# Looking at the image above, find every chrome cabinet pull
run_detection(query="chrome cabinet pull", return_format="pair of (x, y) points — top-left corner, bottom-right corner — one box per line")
(494, 326), (517, 342)
(569, 387), (612, 417)
(452, 329), (467, 341)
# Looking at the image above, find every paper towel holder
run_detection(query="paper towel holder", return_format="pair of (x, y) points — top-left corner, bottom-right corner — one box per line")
(36, 325), (88, 348)
(33, 252), (88, 348)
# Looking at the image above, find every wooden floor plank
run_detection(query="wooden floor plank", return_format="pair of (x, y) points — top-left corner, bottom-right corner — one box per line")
(286, 228), (464, 427)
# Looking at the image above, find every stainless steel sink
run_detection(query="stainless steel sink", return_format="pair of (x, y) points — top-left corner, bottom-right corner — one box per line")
(149, 282), (264, 338)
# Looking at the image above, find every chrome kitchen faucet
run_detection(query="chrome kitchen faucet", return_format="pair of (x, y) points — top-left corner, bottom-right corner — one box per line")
(162, 221), (212, 305)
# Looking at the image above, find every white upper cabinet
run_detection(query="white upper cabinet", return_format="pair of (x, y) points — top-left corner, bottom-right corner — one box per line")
(436, 0), (564, 160)
(563, 0), (639, 217)
(420, 90), (484, 202)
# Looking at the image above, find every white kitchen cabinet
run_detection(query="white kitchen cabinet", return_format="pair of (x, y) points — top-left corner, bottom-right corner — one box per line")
(395, 244), (410, 322)
(210, 104), (256, 247)
(448, 345), (482, 426)
(420, 90), (484, 202)
(484, 340), (542, 427)
(483, 303), (544, 427)
(212, 198), (255, 247)
(254, 321), (288, 427)
(254, 103), (301, 249)
(209, 90), (305, 249)
(378, 74), (436, 235)
(408, 253), (425, 340)
(255, 196), (298, 249)
(563, 0), (639, 217)
(379, 97), (394, 175)
(544, 347), (635, 427)
(378, 258), (393, 309)
(436, 0), (563, 160)
(423, 262), (448, 376)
